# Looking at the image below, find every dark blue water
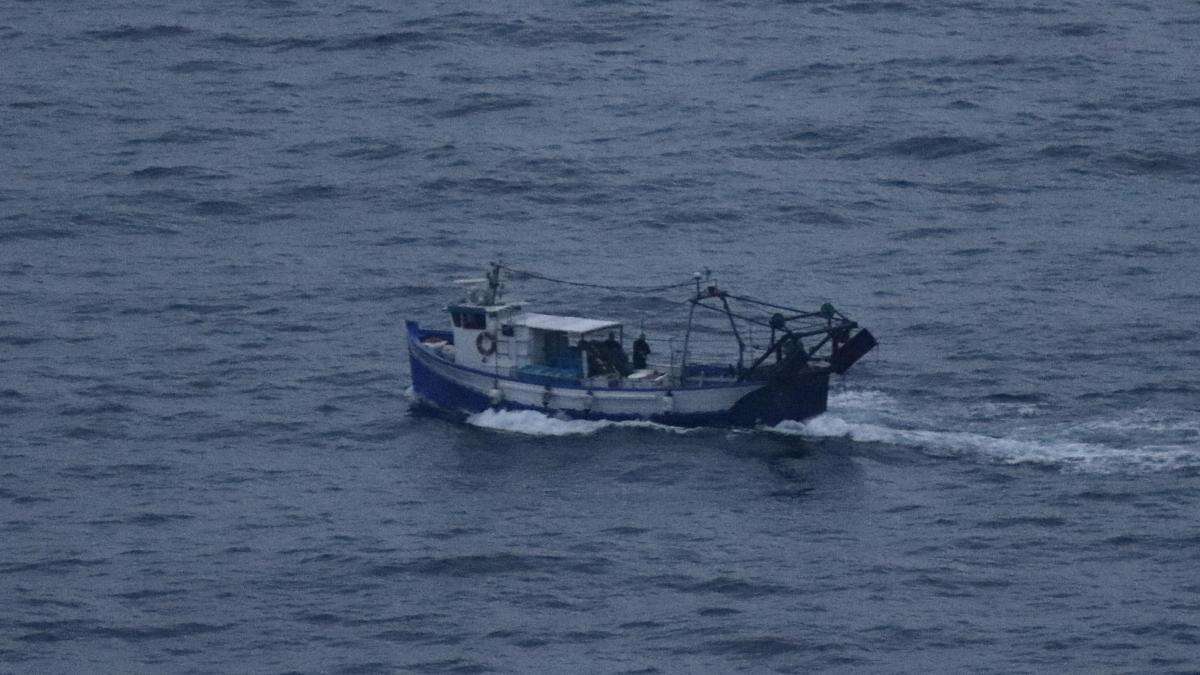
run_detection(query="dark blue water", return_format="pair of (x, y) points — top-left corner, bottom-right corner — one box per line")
(3, 1), (1200, 671)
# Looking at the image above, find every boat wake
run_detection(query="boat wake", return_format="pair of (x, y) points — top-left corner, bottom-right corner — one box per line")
(771, 391), (1200, 473)
(459, 389), (1198, 472)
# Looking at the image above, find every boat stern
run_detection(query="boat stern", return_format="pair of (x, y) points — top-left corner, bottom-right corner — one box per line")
(727, 370), (830, 427)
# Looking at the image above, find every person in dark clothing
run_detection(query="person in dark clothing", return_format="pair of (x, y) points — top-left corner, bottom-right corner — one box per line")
(632, 333), (651, 370)
(603, 331), (631, 376)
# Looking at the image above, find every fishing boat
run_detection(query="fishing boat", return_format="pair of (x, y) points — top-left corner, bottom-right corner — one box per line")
(406, 263), (876, 427)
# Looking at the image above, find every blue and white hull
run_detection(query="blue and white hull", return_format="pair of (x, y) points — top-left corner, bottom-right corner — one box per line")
(407, 322), (830, 428)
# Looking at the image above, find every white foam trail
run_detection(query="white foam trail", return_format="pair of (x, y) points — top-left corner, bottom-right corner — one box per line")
(466, 408), (691, 437)
(827, 388), (938, 428)
(1069, 408), (1200, 436)
(828, 389), (899, 411)
(455, 388), (1199, 472)
(967, 401), (1041, 420)
(769, 415), (1199, 472)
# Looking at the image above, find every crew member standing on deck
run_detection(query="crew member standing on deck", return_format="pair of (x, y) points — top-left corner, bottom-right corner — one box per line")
(603, 331), (630, 376)
(632, 333), (651, 370)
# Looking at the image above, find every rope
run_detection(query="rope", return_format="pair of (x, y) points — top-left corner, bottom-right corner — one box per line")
(500, 265), (696, 294)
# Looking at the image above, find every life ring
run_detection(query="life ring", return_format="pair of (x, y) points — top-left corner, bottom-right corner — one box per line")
(476, 331), (497, 356)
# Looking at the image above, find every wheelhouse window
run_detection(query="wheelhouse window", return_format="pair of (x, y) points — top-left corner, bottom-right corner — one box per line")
(450, 307), (486, 330)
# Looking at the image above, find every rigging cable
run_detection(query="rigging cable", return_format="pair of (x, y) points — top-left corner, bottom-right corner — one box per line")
(498, 264), (697, 294)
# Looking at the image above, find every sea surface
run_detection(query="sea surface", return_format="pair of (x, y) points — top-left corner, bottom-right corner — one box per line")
(3, 0), (1200, 672)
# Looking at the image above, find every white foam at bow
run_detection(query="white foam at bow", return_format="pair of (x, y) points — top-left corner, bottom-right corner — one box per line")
(466, 408), (690, 437)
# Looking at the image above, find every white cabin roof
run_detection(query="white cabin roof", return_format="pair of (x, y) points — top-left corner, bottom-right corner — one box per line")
(449, 302), (523, 312)
(516, 312), (621, 336)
